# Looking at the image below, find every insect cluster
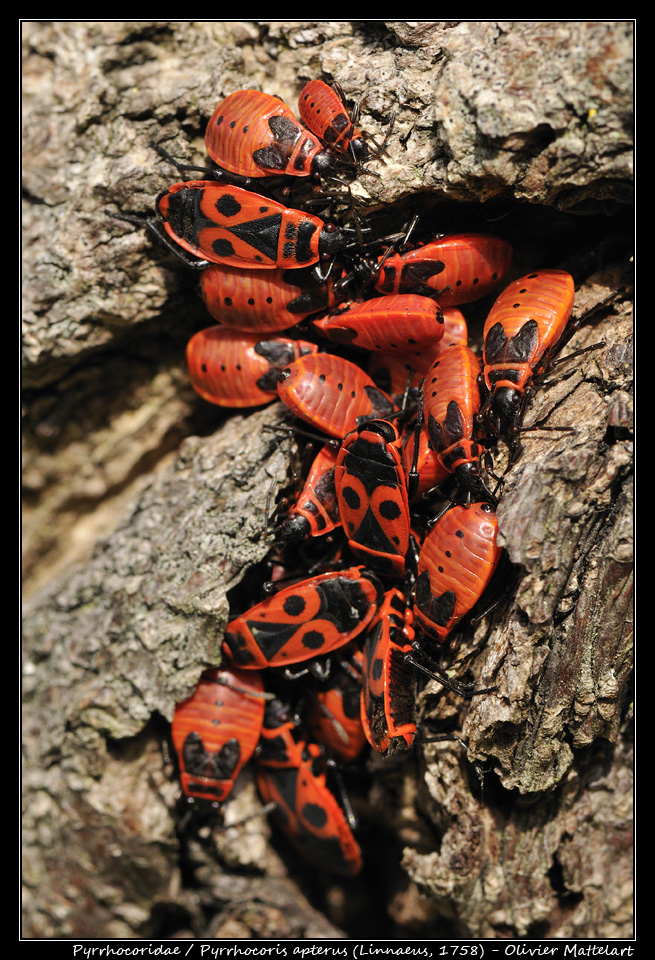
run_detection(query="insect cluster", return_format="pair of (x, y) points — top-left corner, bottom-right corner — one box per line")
(136, 81), (599, 878)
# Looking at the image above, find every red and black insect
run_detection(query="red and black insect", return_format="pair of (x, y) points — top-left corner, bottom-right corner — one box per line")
(256, 698), (363, 875)
(422, 343), (493, 503)
(401, 424), (450, 503)
(199, 263), (339, 333)
(170, 666), (267, 804)
(374, 233), (513, 307)
(335, 419), (412, 579)
(186, 327), (318, 408)
(413, 502), (502, 646)
(222, 566), (383, 670)
(360, 587), (418, 756)
(277, 353), (396, 439)
(304, 652), (368, 763)
(311, 293), (445, 353)
(157, 180), (346, 270)
(480, 269), (576, 439)
(278, 444), (341, 542)
(205, 89), (340, 182)
(298, 79), (369, 163)
(367, 306), (468, 404)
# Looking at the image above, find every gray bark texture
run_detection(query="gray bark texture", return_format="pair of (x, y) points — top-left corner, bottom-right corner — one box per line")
(22, 21), (633, 940)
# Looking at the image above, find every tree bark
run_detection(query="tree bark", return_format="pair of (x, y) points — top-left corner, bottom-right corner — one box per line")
(22, 21), (633, 940)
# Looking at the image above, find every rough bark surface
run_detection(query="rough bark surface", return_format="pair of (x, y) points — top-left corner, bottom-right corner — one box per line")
(22, 21), (633, 940)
